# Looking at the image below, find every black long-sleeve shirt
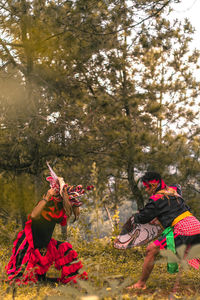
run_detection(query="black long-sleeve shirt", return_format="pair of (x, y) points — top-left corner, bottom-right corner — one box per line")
(134, 185), (190, 228)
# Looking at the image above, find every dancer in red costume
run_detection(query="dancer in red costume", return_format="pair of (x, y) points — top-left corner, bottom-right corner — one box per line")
(5, 172), (92, 285)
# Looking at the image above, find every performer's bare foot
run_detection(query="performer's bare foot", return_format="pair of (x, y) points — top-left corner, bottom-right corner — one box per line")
(127, 281), (147, 290)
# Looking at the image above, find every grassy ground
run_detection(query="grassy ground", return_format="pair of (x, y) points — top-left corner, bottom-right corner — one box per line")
(1, 236), (200, 300)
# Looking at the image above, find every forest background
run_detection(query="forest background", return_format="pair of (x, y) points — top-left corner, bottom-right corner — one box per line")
(0, 0), (200, 299)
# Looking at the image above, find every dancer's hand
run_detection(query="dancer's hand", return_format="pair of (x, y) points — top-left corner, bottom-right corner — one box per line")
(45, 188), (58, 201)
(149, 218), (159, 225)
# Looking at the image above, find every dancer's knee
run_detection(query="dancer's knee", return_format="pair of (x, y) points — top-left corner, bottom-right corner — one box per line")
(146, 243), (160, 257)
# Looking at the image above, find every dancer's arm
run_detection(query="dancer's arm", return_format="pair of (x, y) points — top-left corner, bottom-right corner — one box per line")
(30, 188), (57, 219)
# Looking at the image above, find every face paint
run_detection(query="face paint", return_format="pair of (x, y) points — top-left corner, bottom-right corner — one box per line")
(142, 180), (160, 195)
(143, 182), (150, 189)
(46, 176), (60, 193)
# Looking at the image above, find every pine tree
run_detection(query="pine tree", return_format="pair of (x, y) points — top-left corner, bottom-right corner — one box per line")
(1, 0), (199, 214)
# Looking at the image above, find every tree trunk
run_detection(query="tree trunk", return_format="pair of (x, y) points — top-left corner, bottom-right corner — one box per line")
(20, 209), (27, 228)
(127, 161), (144, 209)
(16, 175), (27, 228)
(34, 173), (42, 202)
(104, 204), (114, 231)
(61, 225), (67, 240)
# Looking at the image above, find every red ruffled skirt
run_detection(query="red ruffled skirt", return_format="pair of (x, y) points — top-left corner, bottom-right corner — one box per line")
(5, 220), (87, 285)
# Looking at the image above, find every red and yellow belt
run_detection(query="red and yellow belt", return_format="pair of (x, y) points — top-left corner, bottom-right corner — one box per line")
(171, 211), (192, 227)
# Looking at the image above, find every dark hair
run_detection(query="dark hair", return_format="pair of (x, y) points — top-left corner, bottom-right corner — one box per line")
(141, 171), (161, 182)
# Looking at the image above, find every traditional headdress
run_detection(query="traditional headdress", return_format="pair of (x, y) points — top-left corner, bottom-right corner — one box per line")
(46, 162), (94, 220)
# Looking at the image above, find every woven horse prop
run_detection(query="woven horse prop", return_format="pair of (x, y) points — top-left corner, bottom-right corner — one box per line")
(114, 215), (163, 250)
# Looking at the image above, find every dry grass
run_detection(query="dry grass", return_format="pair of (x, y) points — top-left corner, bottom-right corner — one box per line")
(1, 238), (200, 300)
